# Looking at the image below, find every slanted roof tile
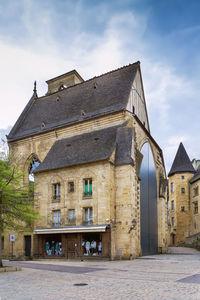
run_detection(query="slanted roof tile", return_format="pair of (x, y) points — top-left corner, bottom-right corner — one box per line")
(34, 124), (134, 173)
(8, 62), (139, 142)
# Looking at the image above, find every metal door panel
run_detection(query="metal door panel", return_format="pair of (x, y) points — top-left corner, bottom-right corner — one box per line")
(140, 143), (158, 255)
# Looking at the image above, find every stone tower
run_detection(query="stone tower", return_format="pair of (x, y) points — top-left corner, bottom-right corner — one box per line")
(168, 143), (195, 245)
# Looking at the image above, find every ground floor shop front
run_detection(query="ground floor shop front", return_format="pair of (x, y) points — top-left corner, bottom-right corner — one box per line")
(33, 225), (111, 259)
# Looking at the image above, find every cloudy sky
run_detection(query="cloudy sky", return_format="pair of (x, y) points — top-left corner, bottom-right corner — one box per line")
(0, 0), (200, 172)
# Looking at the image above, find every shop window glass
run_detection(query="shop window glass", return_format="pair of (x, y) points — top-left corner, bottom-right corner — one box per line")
(53, 210), (61, 227)
(84, 179), (92, 196)
(82, 234), (102, 256)
(68, 182), (74, 193)
(84, 207), (93, 225)
(45, 240), (62, 256)
(53, 183), (60, 201)
(68, 209), (75, 224)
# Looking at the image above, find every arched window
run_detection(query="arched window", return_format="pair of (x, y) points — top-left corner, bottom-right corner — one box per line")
(29, 157), (40, 182)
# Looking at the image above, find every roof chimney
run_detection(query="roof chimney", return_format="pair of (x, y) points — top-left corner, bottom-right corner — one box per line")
(46, 70), (84, 95)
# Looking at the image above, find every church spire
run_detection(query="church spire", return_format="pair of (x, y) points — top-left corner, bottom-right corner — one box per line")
(168, 142), (195, 177)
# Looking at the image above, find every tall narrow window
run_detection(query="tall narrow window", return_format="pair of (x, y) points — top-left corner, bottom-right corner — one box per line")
(171, 200), (174, 211)
(53, 183), (60, 201)
(53, 210), (61, 227)
(193, 186), (199, 197)
(84, 207), (93, 225)
(181, 188), (185, 194)
(1, 236), (4, 250)
(68, 209), (75, 224)
(29, 158), (40, 182)
(194, 202), (198, 214)
(171, 217), (175, 227)
(171, 182), (174, 193)
(68, 182), (74, 193)
(84, 179), (92, 197)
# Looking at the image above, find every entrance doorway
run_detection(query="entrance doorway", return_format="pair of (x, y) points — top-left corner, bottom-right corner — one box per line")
(140, 142), (158, 255)
(171, 233), (176, 245)
(25, 236), (31, 257)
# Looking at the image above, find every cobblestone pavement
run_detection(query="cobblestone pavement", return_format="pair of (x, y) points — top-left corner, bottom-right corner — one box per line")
(1, 253), (200, 300)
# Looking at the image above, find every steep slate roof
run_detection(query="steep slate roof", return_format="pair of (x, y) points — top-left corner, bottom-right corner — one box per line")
(34, 125), (134, 173)
(8, 62), (139, 142)
(168, 142), (195, 177)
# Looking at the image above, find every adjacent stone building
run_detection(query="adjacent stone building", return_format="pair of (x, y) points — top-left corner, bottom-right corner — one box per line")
(3, 62), (168, 259)
(168, 143), (200, 245)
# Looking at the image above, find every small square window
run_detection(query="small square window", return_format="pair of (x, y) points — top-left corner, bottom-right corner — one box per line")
(68, 182), (74, 193)
(182, 176), (184, 179)
(181, 188), (185, 194)
(181, 206), (185, 212)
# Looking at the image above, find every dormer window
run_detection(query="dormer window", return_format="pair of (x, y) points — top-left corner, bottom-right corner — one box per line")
(59, 84), (67, 91)
(41, 122), (45, 129)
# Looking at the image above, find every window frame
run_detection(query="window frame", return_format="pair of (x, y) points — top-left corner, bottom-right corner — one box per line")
(181, 206), (185, 212)
(83, 178), (93, 197)
(68, 181), (75, 193)
(171, 200), (174, 211)
(193, 186), (199, 197)
(194, 202), (198, 214)
(171, 182), (174, 193)
(84, 207), (93, 225)
(53, 183), (61, 202)
(181, 187), (185, 194)
(53, 210), (61, 227)
(68, 209), (76, 224)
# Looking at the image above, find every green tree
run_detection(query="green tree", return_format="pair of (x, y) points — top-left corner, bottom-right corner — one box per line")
(0, 156), (39, 267)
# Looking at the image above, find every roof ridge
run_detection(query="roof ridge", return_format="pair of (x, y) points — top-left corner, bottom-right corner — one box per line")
(36, 61), (140, 100)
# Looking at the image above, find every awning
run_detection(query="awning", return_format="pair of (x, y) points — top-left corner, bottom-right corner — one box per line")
(34, 224), (109, 235)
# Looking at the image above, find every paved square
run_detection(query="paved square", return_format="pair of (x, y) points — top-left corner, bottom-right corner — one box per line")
(1, 253), (200, 299)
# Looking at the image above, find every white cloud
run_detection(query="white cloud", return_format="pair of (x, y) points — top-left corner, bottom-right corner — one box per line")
(0, 1), (200, 171)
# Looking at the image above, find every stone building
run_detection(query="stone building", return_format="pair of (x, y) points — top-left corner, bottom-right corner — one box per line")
(168, 143), (200, 245)
(3, 62), (168, 259)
